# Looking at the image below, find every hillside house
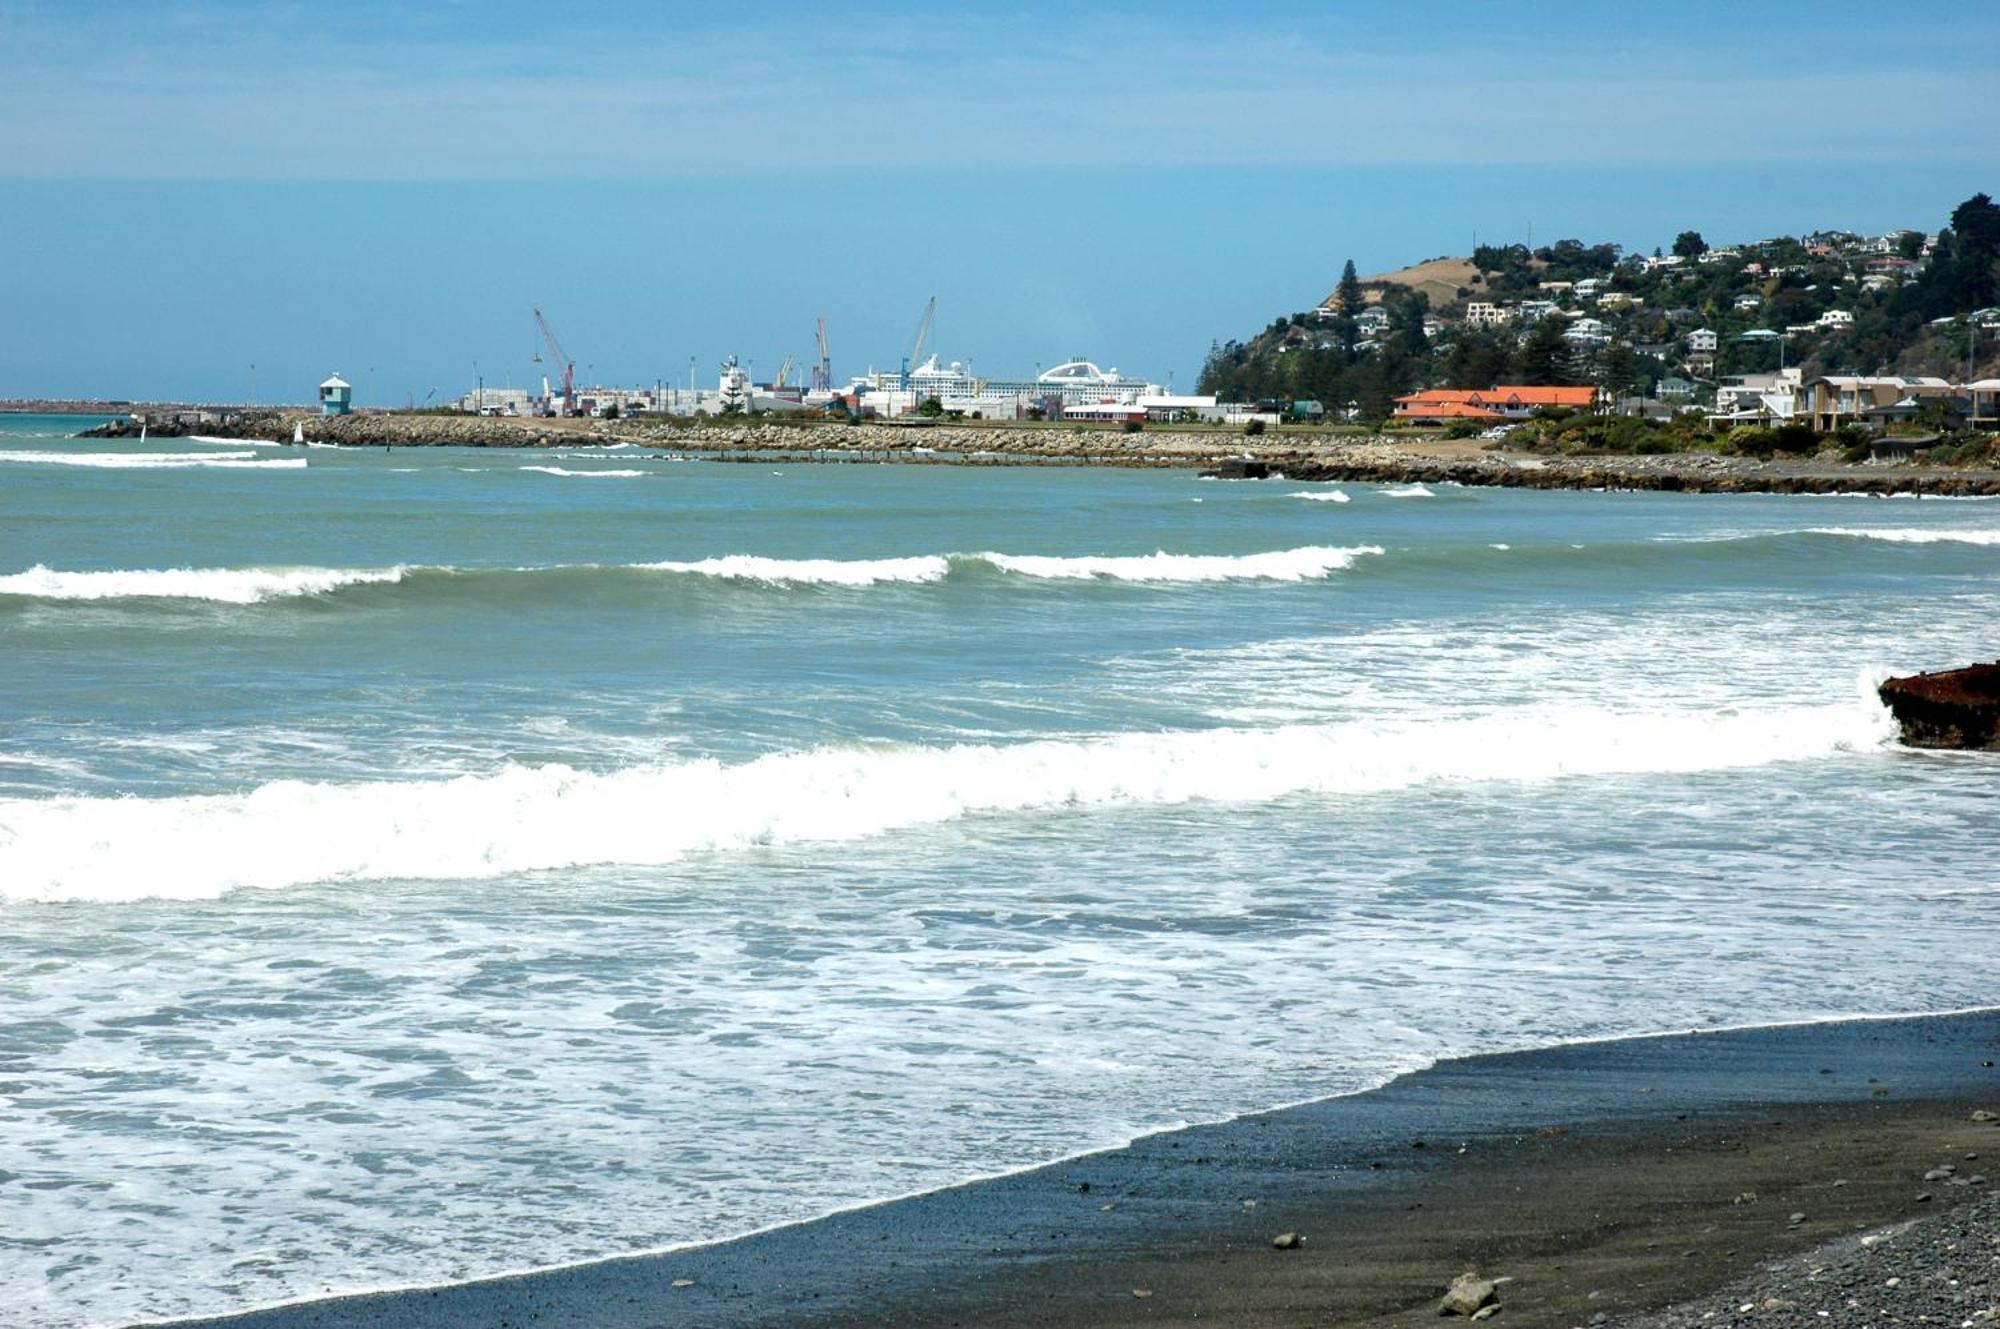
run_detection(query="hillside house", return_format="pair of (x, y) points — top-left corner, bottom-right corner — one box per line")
(1392, 385), (1599, 422)
(1688, 328), (1719, 353)
(1801, 375), (1958, 431)
(1464, 302), (1511, 327)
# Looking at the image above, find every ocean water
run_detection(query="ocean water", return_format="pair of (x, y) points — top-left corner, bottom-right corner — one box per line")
(2, 413), (1997, 1327)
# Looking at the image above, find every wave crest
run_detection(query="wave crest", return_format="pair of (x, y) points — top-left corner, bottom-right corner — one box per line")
(0, 565), (409, 603)
(977, 546), (1380, 582)
(0, 450), (306, 469)
(1808, 526), (2000, 545)
(0, 702), (1891, 902)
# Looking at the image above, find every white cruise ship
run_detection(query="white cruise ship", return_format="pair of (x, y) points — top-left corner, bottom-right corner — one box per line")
(843, 356), (1161, 419)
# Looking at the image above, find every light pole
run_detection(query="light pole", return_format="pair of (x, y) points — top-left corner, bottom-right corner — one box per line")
(474, 360), (482, 413)
(249, 364), (256, 406)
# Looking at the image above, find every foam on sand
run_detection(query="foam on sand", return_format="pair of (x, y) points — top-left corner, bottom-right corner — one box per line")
(0, 564), (410, 603)
(0, 699), (1892, 902)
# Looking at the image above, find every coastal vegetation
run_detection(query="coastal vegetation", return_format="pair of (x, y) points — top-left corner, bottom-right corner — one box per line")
(1197, 193), (2000, 429)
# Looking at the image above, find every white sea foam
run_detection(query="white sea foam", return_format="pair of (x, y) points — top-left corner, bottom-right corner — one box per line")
(978, 546), (1381, 582)
(0, 450), (306, 469)
(1807, 526), (2000, 545)
(0, 700), (1892, 902)
(0, 565), (409, 603)
(1288, 489), (1351, 503)
(637, 554), (953, 585)
(1380, 484), (1435, 498)
(521, 465), (648, 478)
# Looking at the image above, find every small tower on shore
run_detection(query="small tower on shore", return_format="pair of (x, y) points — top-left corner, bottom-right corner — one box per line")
(319, 374), (353, 416)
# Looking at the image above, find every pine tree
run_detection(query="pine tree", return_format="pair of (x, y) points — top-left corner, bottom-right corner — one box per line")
(1337, 259), (1365, 315)
(1515, 316), (1574, 386)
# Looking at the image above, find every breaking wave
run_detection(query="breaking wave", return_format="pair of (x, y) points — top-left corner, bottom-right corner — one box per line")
(1379, 484), (1435, 498)
(0, 700), (1892, 902)
(1807, 527), (2000, 546)
(0, 547), (1385, 603)
(1288, 490), (1351, 503)
(0, 450), (306, 469)
(978, 546), (1380, 581)
(520, 466), (648, 478)
(0, 565), (410, 603)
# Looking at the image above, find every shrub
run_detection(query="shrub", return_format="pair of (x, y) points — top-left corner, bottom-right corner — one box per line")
(1123, 419), (1144, 434)
(1442, 418), (1482, 439)
(1771, 423), (1820, 454)
(1727, 425), (1778, 455)
(1244, 418), (1267, 437)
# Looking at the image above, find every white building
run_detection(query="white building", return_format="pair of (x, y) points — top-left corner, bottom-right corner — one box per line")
(1817, 309), (1855, 329)
(1563, 317), (1611, 346)
(456, 386), (534, 414)
(1733, 293), (1762, 311)
(1464, 302), (1511, 327)
(1688, 328), (1719, 353)
(1711, 369), (1802, 424)
(1572, 277), (1607, 299)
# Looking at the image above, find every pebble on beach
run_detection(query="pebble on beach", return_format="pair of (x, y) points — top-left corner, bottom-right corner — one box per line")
(1439, 1270), (1499, 1317)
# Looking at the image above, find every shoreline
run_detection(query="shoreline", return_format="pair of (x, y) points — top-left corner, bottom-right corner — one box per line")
(76, 408), (2000, 497)
(139, 1009), (2000, 1329)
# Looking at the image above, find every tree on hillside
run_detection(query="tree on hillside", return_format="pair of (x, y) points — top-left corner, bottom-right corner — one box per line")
(1673, 230), (1709, 259)
(1337, 259), (1365, 315)
(1515, 316), (1575, 386)
(1595, 341), (1649, 398)
(1390, 291), (1430, 356)
(1949, 192), (2000, 308)
(1441, 329), (1513, 389)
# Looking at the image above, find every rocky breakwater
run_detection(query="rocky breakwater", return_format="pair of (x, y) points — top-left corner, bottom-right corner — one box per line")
(1879, 662), (2000, 750)
(125, 410), (1254, 464)
(1262, 445), (2000, 498)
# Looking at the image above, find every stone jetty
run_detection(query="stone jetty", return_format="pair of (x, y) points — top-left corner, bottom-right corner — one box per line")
(77, 408), (2000, 497)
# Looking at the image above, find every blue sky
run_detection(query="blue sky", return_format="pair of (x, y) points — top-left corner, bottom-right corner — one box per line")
(2, 0), (1995, 403)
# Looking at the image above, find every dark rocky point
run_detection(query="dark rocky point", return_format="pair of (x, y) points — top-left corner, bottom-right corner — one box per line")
(1878, 662), (2000, 750)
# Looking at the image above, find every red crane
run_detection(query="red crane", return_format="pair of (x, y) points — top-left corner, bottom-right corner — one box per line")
(533, 307), (576, 415)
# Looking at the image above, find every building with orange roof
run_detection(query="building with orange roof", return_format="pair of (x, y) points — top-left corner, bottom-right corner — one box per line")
(1393, 385), (1598, 422)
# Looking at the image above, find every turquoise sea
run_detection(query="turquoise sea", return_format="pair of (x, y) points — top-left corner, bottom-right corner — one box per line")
(2, 412), (1997, 1326)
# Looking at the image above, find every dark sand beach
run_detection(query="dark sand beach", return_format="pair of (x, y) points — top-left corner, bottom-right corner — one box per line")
(146, 1011), (2000, 1329)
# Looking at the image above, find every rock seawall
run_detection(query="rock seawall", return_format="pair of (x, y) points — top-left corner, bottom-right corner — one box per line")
(76, 409), (2000, 496)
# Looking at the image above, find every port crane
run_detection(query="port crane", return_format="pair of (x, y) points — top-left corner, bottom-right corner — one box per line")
(812, 316), (831, 392)
(900, 296), (935, 392)
(532, 307), (577, 415)
(773, 354), (797, 390)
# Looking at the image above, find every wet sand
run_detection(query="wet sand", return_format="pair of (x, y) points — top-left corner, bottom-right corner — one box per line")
(144, 1011), (2000, 1329)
